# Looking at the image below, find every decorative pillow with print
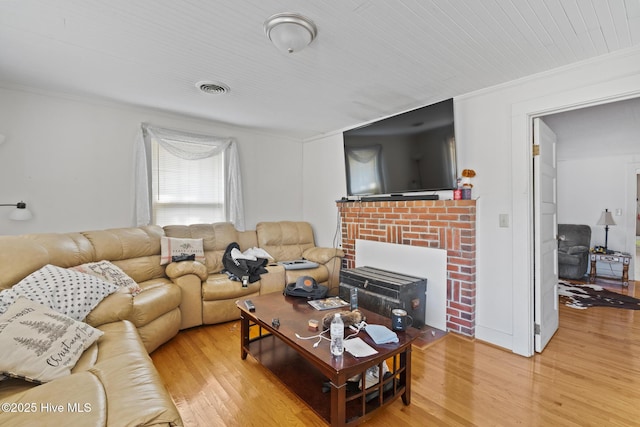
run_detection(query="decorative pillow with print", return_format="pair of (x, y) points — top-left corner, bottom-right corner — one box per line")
(160, 236), (205, 265)
(0, 264), (118, 321)
(0, 297), (103, 383)
(70, 260), (142, 296)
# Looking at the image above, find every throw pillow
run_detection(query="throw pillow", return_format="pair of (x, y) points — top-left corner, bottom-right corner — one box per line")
(70, 260), (142, 296)
(0, 264), (119, 321)
(0, 297), (103, 383)
(160, 236), (205, 265)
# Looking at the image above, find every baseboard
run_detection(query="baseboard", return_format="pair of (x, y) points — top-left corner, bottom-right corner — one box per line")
(474, 325), (513, 353)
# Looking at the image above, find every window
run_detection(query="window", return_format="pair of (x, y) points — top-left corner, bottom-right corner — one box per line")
(135, 124), (245, 230)
(151, 140), (225, 226)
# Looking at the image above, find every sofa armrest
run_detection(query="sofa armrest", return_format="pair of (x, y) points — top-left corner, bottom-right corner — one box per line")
(165, 260), (208, 281)
(302, 247), (345, 264)
(171, 273), (204, 329)
(567, 245), (589, 255)
(302, 247), (344, 292)
(85, 292), (133, 328)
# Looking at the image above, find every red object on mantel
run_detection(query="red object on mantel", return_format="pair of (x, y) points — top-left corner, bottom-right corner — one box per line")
(453, 189), (462, 200)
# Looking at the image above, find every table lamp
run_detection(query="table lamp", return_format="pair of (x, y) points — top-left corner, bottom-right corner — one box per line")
(596, 208), (615, 254)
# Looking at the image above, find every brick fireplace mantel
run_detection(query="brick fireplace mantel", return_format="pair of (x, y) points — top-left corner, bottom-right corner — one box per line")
(337, 199), (476, 336)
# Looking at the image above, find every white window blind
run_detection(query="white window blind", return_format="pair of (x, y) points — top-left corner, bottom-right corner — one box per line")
(134, 124), (245, 230)
(151, 140), (225, 226)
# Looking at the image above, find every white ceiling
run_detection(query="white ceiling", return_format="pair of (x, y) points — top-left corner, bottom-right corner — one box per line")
(1, 0), (639, 139)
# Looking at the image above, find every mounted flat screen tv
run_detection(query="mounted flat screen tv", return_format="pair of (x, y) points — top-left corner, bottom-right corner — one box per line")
(343, 98), (457, 197)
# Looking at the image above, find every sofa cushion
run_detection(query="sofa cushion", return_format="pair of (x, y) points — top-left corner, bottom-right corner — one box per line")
(558, 224), (591, 250)
(160, 236), (205, 265)
(82, 226), (164, 261)
(164, 222), (239, 251)
(0, 371), (107, 427)
(70, 260), (142, 295)
(72, 341), (99, 373)
(112, 256), (166, 284)
(256, 221), (316, 261)
(164, 222), (240, 273)
(0, 264), (118, 321)
(89, 321), (182, 426)
(0, 297), (103, 383)
(202, 273), (259, 300)
(94, 320), (152, 362)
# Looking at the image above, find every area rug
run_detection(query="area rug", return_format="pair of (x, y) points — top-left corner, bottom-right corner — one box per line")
(558, 281), (640, 310)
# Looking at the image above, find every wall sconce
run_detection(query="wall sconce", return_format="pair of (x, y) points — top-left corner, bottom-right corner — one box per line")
(1, 201), (33, 221)
(264, 12), (317, 53)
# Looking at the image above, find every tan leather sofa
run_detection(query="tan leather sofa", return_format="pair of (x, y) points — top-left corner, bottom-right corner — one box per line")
(0, 226), (184, 426)
(0, 321), (182, 427)
(0, 220), (343, 426)
(164, 221), (344, 326)
(0, 226), (182, 354)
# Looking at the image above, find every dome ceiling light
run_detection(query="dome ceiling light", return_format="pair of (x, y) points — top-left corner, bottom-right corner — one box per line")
(264, 12), (317, 54)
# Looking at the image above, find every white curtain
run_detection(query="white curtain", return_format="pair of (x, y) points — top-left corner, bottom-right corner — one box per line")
(134, 123), (245, 230)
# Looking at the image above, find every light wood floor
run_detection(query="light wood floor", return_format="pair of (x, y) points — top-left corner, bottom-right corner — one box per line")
(151, 280), (640, 426)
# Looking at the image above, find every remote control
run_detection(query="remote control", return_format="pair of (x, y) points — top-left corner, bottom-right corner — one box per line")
(244, 300), (255, 312)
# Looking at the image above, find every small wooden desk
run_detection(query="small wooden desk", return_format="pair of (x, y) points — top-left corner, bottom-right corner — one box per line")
(589, 252), (631, 286)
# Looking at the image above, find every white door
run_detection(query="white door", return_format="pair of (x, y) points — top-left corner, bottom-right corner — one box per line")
(534, 117), (559, 352)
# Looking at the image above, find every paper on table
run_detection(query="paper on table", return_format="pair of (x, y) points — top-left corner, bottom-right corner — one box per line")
(343, 337), (378, 357)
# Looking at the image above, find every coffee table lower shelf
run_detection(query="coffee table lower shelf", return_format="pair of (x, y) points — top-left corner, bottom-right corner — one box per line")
(243, 325), (411, 426)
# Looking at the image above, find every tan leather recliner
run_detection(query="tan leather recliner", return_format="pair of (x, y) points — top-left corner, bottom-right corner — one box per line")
(256, 221), (344, 295)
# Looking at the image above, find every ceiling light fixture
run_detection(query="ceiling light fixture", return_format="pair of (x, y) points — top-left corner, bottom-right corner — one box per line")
(0, 201), (33, 221)
(264, 12), (317, 54)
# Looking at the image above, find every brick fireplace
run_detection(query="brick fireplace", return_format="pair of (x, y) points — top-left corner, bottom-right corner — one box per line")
(337, 199), (476, 336)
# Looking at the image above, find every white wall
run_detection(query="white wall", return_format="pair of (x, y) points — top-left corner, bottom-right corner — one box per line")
(558, 155), (639, 252)
(302, 133), (346, 248)
(0, 86), (304, 235)
(549, 96), (640, 255)
(303, 46), (640, 355)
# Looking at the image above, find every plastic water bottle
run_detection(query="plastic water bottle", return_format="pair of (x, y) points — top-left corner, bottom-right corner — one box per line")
(330, 313), (344, 356)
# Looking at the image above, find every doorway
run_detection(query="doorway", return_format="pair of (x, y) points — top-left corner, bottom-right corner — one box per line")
(516, 94), (640, 357)
(636, 172), (640, 281)
(543, 97), (640, 284)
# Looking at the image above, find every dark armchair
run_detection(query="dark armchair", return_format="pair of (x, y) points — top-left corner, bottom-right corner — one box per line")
(558, 224), (591, 280)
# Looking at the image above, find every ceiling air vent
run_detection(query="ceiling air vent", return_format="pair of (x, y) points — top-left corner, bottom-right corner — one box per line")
(196, 81), (230, 95)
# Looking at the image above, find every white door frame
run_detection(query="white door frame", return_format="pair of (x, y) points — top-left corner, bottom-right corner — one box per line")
(510, 74), (640, 357)
(626, 163), (640, 281)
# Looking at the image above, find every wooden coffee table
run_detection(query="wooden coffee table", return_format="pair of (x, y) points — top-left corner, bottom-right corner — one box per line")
(236, 292), (419, 426)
